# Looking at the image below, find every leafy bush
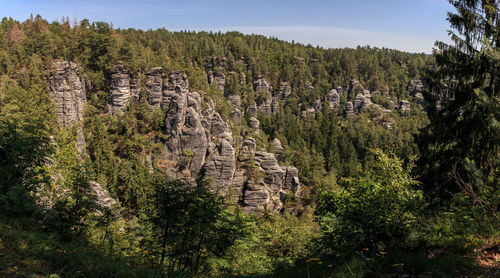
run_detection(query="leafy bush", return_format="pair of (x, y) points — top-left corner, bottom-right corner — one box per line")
(316, 149), (424, 255)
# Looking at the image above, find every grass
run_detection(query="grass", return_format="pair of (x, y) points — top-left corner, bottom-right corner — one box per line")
(1, 215), (498, 277)
(0, 215), (159, 278)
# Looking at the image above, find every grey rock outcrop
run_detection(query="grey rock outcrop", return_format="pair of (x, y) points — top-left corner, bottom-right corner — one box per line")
(48, 61), (87, 152)
(230, 108), (242, 125)
(254, 76), (271, 93)
(272, 138), (284, 152)
(213, 72), (226, 92)
(277, 82), (292, 101)
(203, 136), (236, 195)
(240, 150), (300, 214)
(249, 117), (260, 131)
(247, 103), (258, 117)
(109, 62), (131, 115)
(353, 93), (373, 112)
(146, 67), (163, 109)
(314, 98), (322, 111)
(398, 100), (411, 113)
(258, 97), (272, 116)
(325, 89), (340, 109)
(227, 94), (242, 108)
(49, 61), (86, 127)
(130, 78), (141, 103)
(408, 78), (425, 106)
(163, 72), (208, 174)
(408, 78), (424, 96)
(345, 101), (355, 118)
(90, 181), (117, 212)
(348, 79), (363, 98)
(284, 166), (300, 193)
(254, 77), (273, 116)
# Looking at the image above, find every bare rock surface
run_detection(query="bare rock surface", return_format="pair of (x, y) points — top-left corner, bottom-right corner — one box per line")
(109, 61), (131, 115)
(48, 61), (87, 152)
(325, 89), (340, 109)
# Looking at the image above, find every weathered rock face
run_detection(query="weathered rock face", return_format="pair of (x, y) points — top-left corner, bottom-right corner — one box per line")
(345, 101), (355, 118)
(206, 57), (226, 88)
(90, 181), (117, 212)
(203, 136), (236, 195)
(213, 72), (226, 92)
(314, 98), (322, 111)
(130, 78), (141, 103)
(163, 72), (208, 174)
(301, 107), (317, 118)
(348, 79), (363, 98)
(254, 77), (273, 116)
(408, 78), (424, 96)
(240, 149), (300, 214)
(48, 61), (87, 152)
(230, 108), (242, 125)
(227, 94), (242, 108)
(272, 138), (284, 152)
(146, 67), (163, 109)
(258, 97), (273, 116)
(277, 82), (292, 101)
(353, 93), (373, 112)
(283, 166), (300, 193)
(399, 100), (411, 113)
(249, 117), (260, 131)
(109, 62), (132, 115)
(247, 103), (258, 117)
(254, 76), (271, 93)
(49, 61), (86, 127)
(325, 89), (340, 109)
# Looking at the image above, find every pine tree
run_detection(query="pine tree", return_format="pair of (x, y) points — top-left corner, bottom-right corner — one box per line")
(418, 0), (499, 207)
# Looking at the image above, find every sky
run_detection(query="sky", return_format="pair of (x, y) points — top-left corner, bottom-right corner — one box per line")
(0, 0), (455, 53)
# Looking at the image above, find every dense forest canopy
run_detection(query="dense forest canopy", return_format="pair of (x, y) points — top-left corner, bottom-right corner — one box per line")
(0, 0), (498, 276)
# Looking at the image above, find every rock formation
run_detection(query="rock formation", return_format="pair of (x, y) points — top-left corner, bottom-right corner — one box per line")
(345, 101), (355, 118)
(249, 117), (260, 131)
(398, 100), (411, 113)
(163, 72), (208, 174)
(348, 79), (363, 98)
(48, 61), (87, 152)
(325, 89), (340, 109)
(109, 61), (132, 115)
(272, 138), (284, 152)
(146, 67), (163, 109)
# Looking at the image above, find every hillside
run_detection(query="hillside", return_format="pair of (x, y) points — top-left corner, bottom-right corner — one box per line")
(0, 13), (498, 278)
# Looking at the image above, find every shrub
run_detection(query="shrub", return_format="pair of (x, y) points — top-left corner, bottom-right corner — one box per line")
(316, 149), (424, 255)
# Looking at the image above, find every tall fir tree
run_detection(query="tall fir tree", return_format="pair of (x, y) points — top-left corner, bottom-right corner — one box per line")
(418, 0), (499, 208)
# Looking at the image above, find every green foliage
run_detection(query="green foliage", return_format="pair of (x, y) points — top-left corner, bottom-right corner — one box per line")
(209, 210), (319, 276)
(150, 179), (246, 273)
(316, 149), (424, 255)
(418, 0), (499, 211)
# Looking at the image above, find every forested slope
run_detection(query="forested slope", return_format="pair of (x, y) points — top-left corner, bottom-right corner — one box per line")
(0, 6), (497, 277)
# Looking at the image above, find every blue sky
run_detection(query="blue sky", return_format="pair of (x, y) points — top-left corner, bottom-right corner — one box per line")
(1, 0), (454, 53)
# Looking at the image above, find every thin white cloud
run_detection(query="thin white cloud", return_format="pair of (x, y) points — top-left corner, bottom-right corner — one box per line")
(183, 26), (444, 54)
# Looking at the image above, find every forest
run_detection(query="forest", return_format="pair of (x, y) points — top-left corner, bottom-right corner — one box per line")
(0, 0), (498, 277)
